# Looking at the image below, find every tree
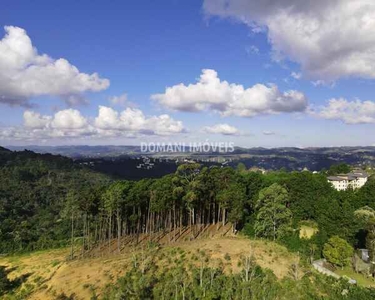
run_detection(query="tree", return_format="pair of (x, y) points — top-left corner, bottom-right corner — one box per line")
(254, 183), (292, 240)
(176, 163), (201, 184)
(236, 163), (246, 173)
(62, 191), (80, 260)
(354, 206), (375, 275)
(355, 179), (375, 209)
(285, 172), (332, 221)
(327, 163), (350, 175)
(239, 248), (257, 282)
(323, 236), (353, 268)
(226, 182), (247, 231)
(103, 181), (133, 252)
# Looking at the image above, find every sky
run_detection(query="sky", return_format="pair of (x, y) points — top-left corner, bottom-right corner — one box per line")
(1, 0), (375, 148)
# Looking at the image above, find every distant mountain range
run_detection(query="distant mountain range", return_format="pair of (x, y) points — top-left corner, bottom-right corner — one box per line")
(5, 145), (375, 173)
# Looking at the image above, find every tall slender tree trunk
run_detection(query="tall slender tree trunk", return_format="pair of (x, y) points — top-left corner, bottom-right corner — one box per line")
(117, 208), (121, 253)
(222, 207), (226, 226)
(108, 213), (112, 255)
(217, 204), (221, 229)
(180, 208), (182, 236)
(70, 212), (74, 260)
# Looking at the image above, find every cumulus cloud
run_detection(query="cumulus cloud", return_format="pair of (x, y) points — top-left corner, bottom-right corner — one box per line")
(151, 69), (307, 117)
(0, 106), (185, 141)
(21, 109), (94, 139)
(314, 98), (375, 124)
(203, 123), (239, 135)
(95, 106), (184, 135)
(0, 26), (109, 107)
(24, 109), (88, 130)
(203, 0), (375, 82)
(24, 111), (51, 129)
(51, 109), (88, 129)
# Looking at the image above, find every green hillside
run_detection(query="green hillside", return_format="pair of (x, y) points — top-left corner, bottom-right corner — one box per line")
(1, 148), (375, 298)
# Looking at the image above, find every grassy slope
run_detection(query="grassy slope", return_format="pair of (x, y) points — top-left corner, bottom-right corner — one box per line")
(336, 267), (375, 288)
(0, 236), (299, 300)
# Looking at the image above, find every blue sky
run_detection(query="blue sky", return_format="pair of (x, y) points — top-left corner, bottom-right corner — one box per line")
(1, 0), (375, 147)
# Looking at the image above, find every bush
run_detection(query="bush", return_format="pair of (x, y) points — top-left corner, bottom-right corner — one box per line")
(242, 219), (256, 238)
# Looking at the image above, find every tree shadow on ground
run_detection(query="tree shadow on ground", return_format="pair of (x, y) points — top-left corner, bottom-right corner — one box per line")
(0, 265), (33, 296)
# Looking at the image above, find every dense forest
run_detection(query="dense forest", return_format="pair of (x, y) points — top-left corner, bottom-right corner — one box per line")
(0, 147), (110, 252)
(1, 148), (375, 257)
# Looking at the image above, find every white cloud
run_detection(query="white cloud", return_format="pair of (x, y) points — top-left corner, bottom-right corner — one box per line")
(95, 106), (184, 135)
(203, 123), (239, 135)
(291, 72), (301, 80)
(51, 109), (88, 129)
(147, 114), (185, 136)
(315, 98), (375, 124)
(0, 26), (109, 107)
(24, 111), (51, 129)
(109, 93), (129, 106)
(21, 109), (93, 139)
(0, 106), (185, 141)
(203, 0), (375, 82)
(151, 69), (307, 117)
(24, 109), (88, 130)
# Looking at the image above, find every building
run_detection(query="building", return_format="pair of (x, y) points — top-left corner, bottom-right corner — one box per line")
(327, 170), (368, 191)
(248, 167), (267, 174)
(136, 157), (155, 170)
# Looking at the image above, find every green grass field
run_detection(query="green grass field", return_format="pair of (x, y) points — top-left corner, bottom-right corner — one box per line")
(336, 267), (375, 288)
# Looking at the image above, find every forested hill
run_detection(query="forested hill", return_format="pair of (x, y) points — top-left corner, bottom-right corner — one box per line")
(0, 148), (111, 252)
(0, 146), (10, 152)
(2, 146), (375, 281)
(0, 147), (73, 168)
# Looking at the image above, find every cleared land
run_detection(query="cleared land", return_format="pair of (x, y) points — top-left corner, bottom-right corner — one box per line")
(0, 235), (299, 300)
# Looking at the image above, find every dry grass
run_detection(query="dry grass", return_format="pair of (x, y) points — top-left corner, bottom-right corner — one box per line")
(175, 236), (298, 278)
(299, 225), (318, 239)
(0, 236), (298, 300)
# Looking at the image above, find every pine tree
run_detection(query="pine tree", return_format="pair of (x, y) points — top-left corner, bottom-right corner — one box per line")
(254, 183), (292, 240)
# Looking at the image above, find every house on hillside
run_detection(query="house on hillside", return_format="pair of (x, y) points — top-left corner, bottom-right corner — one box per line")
(327, 170), (368, 191)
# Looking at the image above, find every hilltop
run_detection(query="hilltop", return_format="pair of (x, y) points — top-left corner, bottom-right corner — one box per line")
(0, 146), (11, 152)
